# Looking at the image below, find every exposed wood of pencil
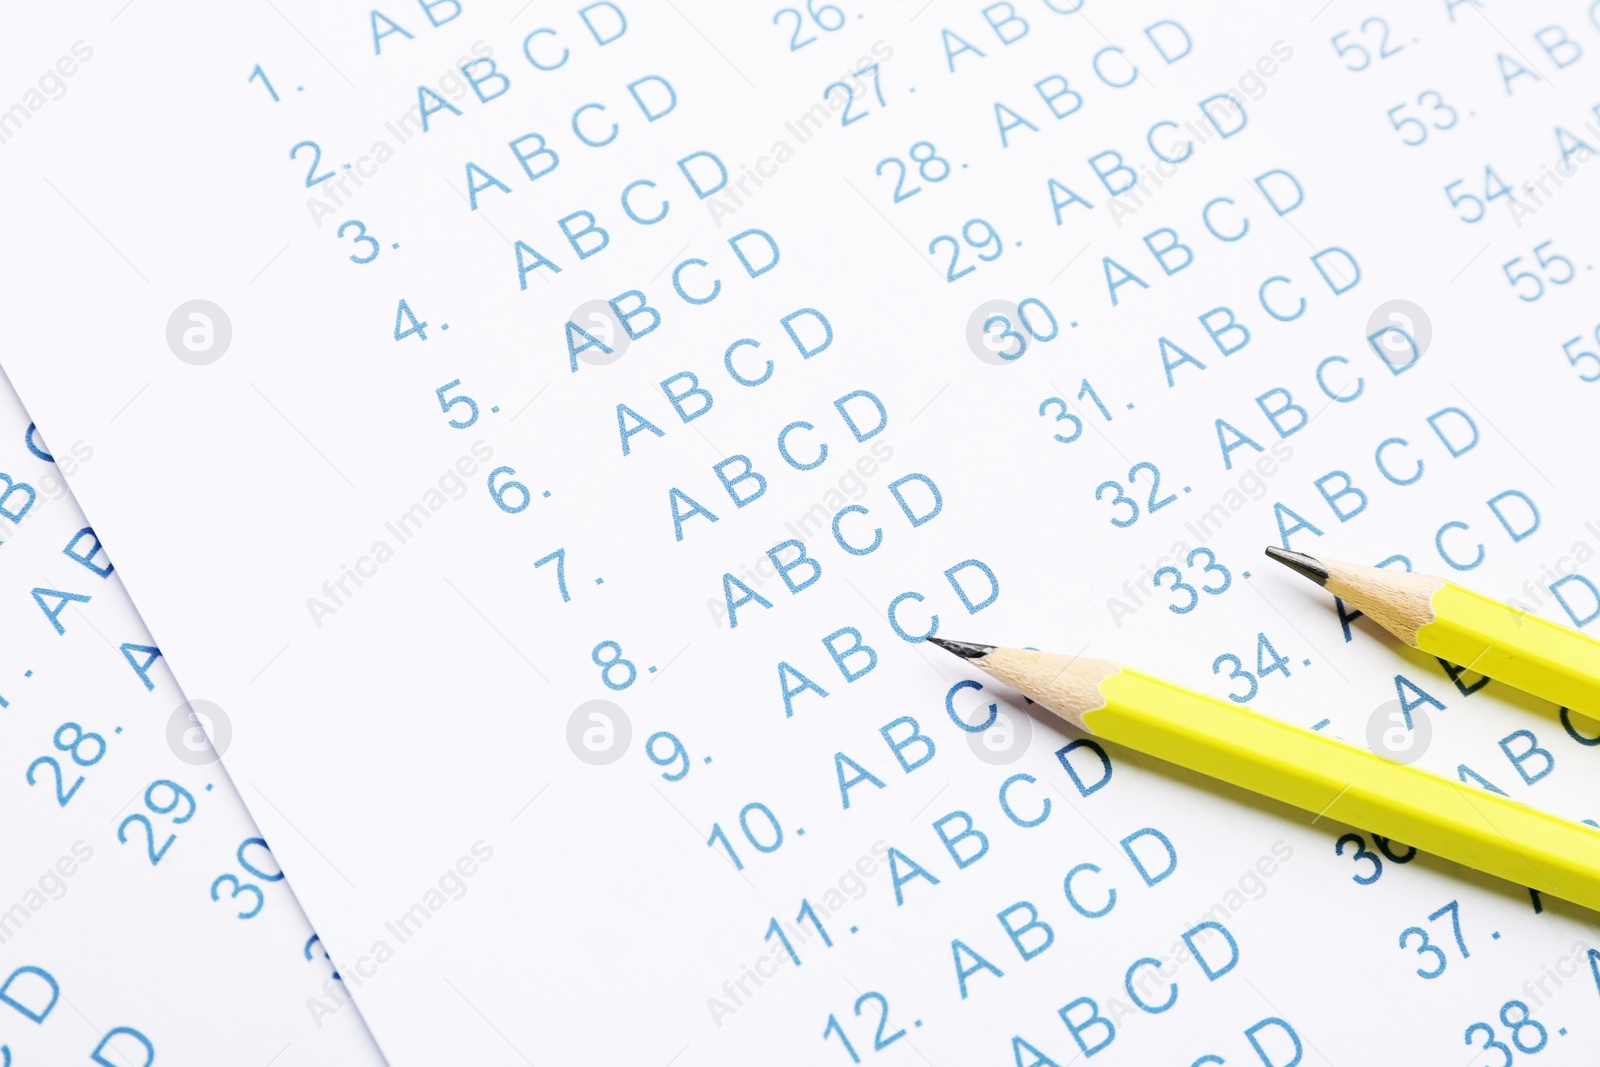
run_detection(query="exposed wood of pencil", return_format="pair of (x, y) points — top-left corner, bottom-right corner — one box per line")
(1265, 546), (1600, 718)
(952, 646), (1119, 732)
(1265, 547), (1443, 644)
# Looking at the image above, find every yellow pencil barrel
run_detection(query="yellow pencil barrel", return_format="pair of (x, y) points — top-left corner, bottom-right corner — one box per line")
(1086, 669), (1600, 911)
(1419, 585), (1600, 719)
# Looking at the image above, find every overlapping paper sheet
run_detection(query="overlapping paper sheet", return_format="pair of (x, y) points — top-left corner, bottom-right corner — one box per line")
(5, 0), (1600, 1063)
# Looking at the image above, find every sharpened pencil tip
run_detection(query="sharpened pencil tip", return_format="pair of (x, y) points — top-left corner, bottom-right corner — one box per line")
(1264, 546), (1330, 586)
(929, 638), (996, 660)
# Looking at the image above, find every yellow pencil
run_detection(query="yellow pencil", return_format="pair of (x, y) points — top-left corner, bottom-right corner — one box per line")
(1266, 547), (1600, 718)
(929, 639), (1600, 911)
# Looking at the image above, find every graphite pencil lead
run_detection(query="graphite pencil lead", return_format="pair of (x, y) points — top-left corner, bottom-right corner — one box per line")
(928, 638), (996, 660)
(1264, 546), (1330, 587)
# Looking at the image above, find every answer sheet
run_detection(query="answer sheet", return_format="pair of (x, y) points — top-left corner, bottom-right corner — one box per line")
(0, 368), (385, 1063)
(5, 0), (1600, 1063)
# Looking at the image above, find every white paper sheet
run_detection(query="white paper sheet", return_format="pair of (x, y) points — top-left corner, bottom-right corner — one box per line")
(0, 370), (385, 1065)
(5, 0), (1600, 1063)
